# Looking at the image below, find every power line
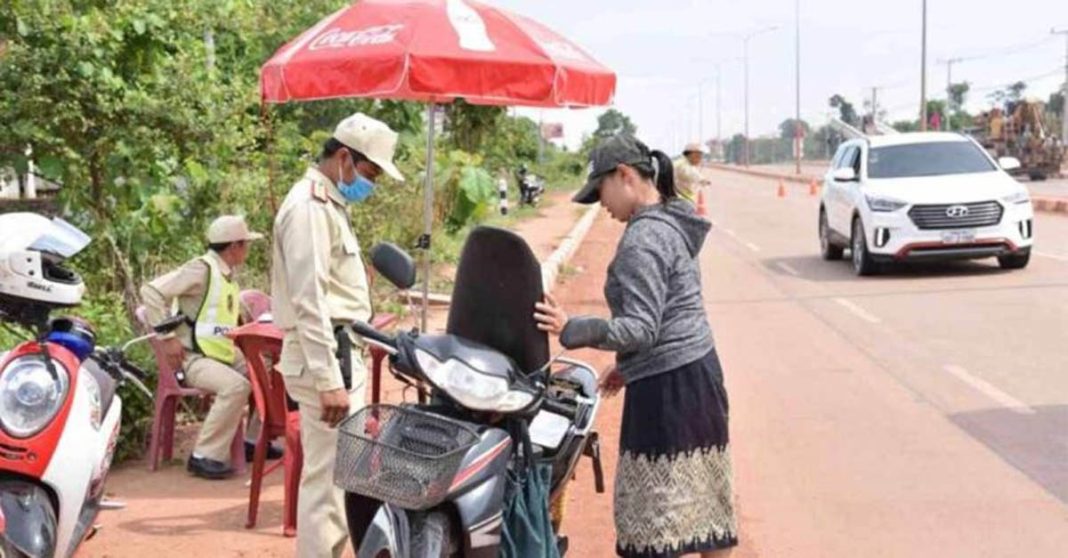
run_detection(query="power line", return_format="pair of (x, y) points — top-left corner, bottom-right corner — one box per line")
(939, 35), (1058, 64)
(969, 67), (1063, 93)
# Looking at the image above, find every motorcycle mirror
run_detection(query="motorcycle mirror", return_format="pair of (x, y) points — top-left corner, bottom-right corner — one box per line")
(371, 243), (417, 290)
(559, 316), (609, 350)
(153, 314), (187, 335)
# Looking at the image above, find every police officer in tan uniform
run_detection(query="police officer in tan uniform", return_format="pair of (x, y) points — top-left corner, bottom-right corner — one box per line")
(674, 142), (710, 204)
(141, 215), (265, 479)
(271, 113), (404, 558)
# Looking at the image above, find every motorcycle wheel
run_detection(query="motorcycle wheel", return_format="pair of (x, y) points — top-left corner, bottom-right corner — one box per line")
(410, 511), (456, 558)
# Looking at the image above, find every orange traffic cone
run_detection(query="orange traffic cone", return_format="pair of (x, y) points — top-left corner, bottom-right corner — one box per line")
(696, 188), (708, 217)
(777, 180), (786, 198)
(809, 179), (819, 196)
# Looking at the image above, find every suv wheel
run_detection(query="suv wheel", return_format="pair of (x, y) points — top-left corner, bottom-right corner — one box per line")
(819, 209), (844, 261)
(998, 250), (1030, 270)
(851, 217), (879, 276)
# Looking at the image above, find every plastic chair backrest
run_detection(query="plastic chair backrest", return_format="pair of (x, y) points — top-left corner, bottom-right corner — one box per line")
(136, 305), (184, 393)
(240, 289), (272, 323)
(229, 324), (287, 434)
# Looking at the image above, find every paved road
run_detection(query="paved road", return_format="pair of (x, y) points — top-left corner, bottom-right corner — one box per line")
(1022, 176), (1068, 199)
(754, 162), (1068, 199)
(701, 169), (1068, 556)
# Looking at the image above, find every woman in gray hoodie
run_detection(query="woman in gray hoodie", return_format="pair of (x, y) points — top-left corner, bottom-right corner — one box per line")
(535, 134), (737, 558)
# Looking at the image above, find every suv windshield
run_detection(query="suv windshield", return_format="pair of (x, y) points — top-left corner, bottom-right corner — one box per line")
(867, 142), (996, 179)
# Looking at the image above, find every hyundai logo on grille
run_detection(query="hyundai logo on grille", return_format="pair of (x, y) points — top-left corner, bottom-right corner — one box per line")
(945, 205), (970, 219)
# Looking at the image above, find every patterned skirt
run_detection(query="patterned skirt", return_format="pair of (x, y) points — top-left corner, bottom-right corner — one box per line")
(614, 349), (738, 557)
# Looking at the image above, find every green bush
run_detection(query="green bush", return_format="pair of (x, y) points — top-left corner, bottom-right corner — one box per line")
(0, 0), (584, 462)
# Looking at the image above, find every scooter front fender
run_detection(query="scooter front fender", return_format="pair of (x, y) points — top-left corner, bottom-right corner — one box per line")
(0, 480), (57, 558)
(355, 504), (410, 558)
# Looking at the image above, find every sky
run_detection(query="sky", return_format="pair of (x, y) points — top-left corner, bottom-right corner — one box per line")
(492, 0), (1068, 153)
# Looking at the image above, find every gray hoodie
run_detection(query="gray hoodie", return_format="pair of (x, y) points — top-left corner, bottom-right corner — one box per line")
(599, 199), (714, 384)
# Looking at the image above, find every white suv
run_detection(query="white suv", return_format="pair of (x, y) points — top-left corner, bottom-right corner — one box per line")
(818, 132), (1034, 275)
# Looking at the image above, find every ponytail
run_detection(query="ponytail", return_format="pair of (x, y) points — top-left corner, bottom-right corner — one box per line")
(628, 139), (678, 203)
(649, 150), (677, 202)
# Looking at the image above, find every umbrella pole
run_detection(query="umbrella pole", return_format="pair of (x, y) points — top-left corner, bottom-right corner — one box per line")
(421, 102), (436, 332)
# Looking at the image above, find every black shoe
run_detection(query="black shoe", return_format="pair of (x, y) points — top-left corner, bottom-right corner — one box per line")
(245, 441), (284, 462)
(187, 456), (234, 480)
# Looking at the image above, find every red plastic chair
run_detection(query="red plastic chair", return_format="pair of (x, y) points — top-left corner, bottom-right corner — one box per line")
(138, 306), (246, 473)
(240, 289), (272, 323)
(228, 322), (301, 537)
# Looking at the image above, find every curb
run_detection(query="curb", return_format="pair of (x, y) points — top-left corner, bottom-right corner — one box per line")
(707, 164), (1068, 215)
(707, 163), (816, 185)
(1032, 197), (1068, 215)
(542, 203), (602, 293)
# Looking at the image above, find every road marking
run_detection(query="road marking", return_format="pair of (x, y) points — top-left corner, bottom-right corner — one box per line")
(943, 365), (1035, 415)
(833, 298), (881, 324)
(776, 262), (800, 276)
(722, 228), (737, 238)
(1034, 251), (1068, 262)
(744, 242), (761, 252)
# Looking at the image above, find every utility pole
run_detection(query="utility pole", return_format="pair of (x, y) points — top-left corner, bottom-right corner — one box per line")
(938, 57), (963, 131)
(744, 37), (751, 166)
(699, 82), (704, 147)
(794, 0), (802, 174)
(871, 86), (879, 125)
(716, 64), (723, 148)
(1054, 28), (1068, 145)
(739, 25), (780, 167)
(920, 0), (929, 131)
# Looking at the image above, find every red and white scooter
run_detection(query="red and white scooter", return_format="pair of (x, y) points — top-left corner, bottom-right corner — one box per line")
(0, 213), (163, 557)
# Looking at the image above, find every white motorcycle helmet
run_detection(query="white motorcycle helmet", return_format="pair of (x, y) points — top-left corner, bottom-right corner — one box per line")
(0, 213), (89, 312)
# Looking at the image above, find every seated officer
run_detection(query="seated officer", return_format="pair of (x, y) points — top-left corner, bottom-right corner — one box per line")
(141, 215), (271, 479)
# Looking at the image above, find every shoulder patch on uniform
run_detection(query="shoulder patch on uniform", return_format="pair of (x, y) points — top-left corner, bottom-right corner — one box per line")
(310, 181), (328, 203)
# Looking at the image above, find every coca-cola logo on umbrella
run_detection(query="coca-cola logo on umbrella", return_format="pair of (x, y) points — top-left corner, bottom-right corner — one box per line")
(308, 24), (405, 51)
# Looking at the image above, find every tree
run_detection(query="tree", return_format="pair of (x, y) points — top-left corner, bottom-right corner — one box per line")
(778, 118), (811, 141)
(1047, 91), (1065, 117)
(828, 94), (859, 127)
(593, 108), (637, 139)
(444, 100), (506, 153)
(988, 80), (1028, 109)
(724, 134), (747, 164)
(948, 82), (971, 113)
(892, 120), (920, 133)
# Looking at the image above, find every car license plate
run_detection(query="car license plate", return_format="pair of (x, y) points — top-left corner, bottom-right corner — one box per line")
(941, 230), (976, 244)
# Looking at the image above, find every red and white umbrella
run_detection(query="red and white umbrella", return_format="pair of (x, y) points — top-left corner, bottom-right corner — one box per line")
(261, 0), (616, 107)
(260, 0), (616, 327)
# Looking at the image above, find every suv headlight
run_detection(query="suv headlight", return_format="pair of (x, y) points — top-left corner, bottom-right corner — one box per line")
(414, 349), (534, 412)
(1002, 191), (1031, 205)
(0, 356), (69, 438)
(865, 195), (908, 212)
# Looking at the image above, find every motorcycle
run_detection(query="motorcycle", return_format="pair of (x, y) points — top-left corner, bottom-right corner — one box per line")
(515, 170), (545, 207)
(0, 213), (172, 557)
(339, 226), (606, 558)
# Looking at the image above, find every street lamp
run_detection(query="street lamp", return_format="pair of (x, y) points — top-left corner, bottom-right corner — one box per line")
(920, 0), (928, 131)
(739, 25), (780, 166)
(794, 0), (802, 174)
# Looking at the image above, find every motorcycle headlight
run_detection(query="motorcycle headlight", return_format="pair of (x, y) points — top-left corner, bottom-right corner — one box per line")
(865, 195), (908, 212)
(1002, 191), (1031, 205)
(0, 356), (69, 438)
(414, 349), (533, 412)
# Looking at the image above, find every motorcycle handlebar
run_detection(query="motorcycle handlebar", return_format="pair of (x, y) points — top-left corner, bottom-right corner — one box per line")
(540, 396), (577, 421)
(351, 321), (397, 350)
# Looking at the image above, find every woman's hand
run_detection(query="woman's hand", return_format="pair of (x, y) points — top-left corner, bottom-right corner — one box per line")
(599, 366), (625, 398)
(534, 292), (569, 336)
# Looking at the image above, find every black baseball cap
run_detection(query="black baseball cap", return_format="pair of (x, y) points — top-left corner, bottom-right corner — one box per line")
(573, 134), (654, 205)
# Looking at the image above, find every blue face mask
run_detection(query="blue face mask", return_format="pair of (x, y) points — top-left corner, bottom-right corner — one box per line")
(338, 159), (376, 203)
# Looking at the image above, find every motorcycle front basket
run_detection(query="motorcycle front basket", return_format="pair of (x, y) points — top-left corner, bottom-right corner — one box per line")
(335, 404), (480, 510)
